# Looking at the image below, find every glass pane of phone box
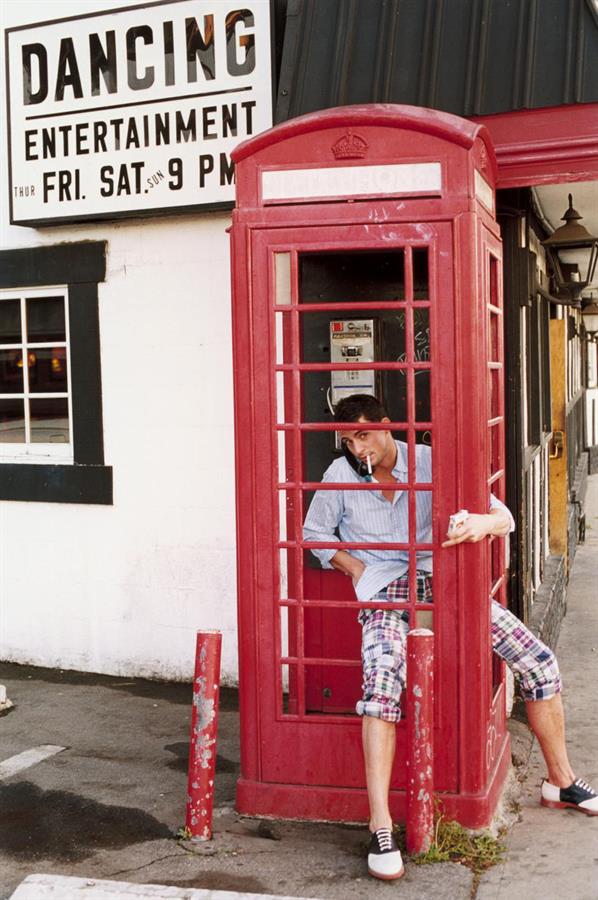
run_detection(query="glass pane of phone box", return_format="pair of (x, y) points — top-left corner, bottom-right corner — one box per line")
(298, 248), (428, 303)
(287, 249), (431, 715)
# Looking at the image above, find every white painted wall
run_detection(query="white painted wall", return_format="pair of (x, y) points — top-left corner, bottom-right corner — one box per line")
(0, 1), (241, 681)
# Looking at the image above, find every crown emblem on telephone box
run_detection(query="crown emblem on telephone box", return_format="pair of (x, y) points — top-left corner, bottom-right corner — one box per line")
(331, 131), (369, 160)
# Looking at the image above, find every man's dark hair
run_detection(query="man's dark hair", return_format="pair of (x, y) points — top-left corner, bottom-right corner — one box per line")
(334, 394), (388, 423)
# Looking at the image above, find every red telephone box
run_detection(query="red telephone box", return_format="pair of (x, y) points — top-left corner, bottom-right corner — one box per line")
(229, 105), (510, 828)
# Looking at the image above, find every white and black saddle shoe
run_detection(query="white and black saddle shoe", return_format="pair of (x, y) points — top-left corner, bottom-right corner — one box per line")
(541, 778), (598, 816)
(367, 827), (405, 880)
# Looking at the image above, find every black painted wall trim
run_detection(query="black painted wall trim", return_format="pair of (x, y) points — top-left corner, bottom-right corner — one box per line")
(69, 282), (105, 466)
(0, 464), (112, 505)
(0, 242), (106, 288)
(0, 241), (112, 505)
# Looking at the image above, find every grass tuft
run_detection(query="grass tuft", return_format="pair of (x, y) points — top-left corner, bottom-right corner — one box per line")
(395, 813), (505, 874)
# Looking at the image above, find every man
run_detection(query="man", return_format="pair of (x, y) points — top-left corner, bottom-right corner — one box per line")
(304, 393), (597, 881)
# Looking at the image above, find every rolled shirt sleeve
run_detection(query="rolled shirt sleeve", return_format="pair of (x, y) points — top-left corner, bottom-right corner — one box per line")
(489, 493), (515, 532)
(303, 464), (344, 568)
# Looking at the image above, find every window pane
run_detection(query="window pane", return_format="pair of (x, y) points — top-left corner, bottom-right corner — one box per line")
(0, 300), (22, 343)
(275, 311), (292, 365)
(280, 489), (302, 542)
(413, 307), (430, 361)
(279, 604), (291, 659)
(26, 348), (68, 393)
(413, 247), (429, 300)
(305, 662), (362, 716)
(274, 253), (292, 305)
(416, 491), (433, 543)
(280, 664), (298, 715)
(0, 399), (25, 442)
(29, 397), (69, 443)
(0, 349), (24, 393)
(300, 250), (405, 303)
(276, 371), (296, 424)
(301, 309), (405, 364)
(488, 311), (500, 362)
(298, 369), (409, 426)
(278, 549), (290, 600)
(416, 430), (432, 480)
(26, 296), (66, 343)
(491, 534), (504, 585)
(490, 423), (501, 475)
(490, 369), (500, 419)
(415, 369), (431, 422)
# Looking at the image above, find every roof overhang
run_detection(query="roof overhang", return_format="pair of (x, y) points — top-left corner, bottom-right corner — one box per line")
(474, 103), (598, 293)
(472, 102), (598, 189)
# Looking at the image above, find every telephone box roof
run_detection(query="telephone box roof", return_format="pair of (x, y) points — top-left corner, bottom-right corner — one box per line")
(232, 103), (497, 180)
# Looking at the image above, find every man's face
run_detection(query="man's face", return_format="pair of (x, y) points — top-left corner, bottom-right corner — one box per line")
(338, 416), (394, 468)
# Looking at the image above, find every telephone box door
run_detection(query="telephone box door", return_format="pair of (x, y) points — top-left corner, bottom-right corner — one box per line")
(245, 220), (460, 796)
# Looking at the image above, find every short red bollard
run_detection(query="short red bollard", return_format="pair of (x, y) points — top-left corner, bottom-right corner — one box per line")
(185, 630), (222, 841)
(406, 628), (434, 855)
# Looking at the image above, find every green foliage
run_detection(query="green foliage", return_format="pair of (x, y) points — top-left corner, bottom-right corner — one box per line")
(396, 814), (505, 873)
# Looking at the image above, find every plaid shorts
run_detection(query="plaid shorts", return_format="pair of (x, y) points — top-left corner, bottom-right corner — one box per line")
(357, 570), (433, 627)
(356, 574), (561, 722)
(356, 572), (432, 722)
(490, 601), (562, 702)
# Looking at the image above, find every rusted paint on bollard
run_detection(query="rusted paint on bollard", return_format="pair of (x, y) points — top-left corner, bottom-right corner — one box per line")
(406, 628), (434, 855)
(185, 630), (222, 841)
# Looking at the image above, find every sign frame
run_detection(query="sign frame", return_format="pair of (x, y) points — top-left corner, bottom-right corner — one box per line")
(5, 0), (275, 227)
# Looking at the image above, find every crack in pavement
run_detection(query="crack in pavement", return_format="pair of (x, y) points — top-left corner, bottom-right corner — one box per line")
(105, 850), (188, 878)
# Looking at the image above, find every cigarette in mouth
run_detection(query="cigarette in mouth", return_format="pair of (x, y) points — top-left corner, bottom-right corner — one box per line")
(366, 455), (372, 475)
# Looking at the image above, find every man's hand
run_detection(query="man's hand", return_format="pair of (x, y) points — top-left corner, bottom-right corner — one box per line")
(442, 513), (492, 546)
(442, 508), (511, 547)
(350, 560), (366, 586)
(330, 550), (365, 583)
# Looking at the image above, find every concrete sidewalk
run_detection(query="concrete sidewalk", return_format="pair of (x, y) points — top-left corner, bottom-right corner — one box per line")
(477, 472), (598, 900)
(1, 476), (597, 900)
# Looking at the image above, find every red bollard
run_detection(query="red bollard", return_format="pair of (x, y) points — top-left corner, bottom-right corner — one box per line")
(185, 630), (222, 840)
(406, 628), (434, 855)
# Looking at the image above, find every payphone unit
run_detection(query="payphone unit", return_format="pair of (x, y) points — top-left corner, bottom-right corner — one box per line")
(328, 317), (378, 450)
(329, 319), (378, 401)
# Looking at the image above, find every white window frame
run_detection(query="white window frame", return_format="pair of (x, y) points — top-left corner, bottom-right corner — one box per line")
(588, 340), (597, 389)
(0, 286), (73, 464)
(520, 306), (529, 448)
(532, 452), (541, 591)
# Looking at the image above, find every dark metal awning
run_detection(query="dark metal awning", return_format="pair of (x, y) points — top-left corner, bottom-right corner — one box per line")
(275, 0), (598, 124)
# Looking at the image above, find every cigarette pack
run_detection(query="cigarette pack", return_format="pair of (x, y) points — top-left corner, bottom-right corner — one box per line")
(448, 509), (469, 531)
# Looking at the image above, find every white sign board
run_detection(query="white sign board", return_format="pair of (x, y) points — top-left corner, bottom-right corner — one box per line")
(6, 0), (273, 225)
(262, 163), (442, 202)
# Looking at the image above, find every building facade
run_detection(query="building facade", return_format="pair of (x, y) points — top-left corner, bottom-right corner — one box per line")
(1, 0), (597, 680)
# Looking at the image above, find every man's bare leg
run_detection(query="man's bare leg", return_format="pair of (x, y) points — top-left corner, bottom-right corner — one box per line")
(362, 715), (395, 831)
(526, 694), (575, 787)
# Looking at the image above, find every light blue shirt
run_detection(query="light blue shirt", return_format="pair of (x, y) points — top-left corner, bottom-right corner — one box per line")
(303, 441), (514, 602)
